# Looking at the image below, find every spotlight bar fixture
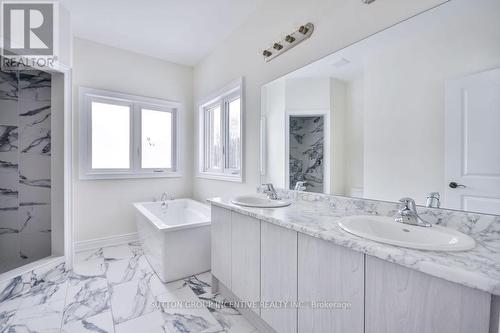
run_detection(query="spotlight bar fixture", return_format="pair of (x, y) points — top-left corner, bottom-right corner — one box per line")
(262, 23), (314, 62)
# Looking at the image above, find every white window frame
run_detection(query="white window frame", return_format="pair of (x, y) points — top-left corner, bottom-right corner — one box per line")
(198, 78), (243, 182)
(79, 87), (182, 180)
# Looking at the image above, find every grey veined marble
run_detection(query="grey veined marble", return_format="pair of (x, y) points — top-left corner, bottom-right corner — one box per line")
(289, 116), (324, 193)
(0, 67), (52, 274)
(0, 126), (18, 152)
(209, 189), (500, 296)
(1, 243), (257, 333)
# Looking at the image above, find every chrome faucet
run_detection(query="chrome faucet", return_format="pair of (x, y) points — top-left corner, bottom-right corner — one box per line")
(395, 197), (432, 227)
(294, 181), (307, 191)
(261, 183), (280, 200)
(160, 192), (174, 210)
(426, 192), (441, 208)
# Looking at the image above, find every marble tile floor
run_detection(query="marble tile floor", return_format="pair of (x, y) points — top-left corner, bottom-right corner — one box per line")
(0, 242), (258, 333)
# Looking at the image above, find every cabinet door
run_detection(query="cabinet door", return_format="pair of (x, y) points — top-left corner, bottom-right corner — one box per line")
(261, 223), (298, 333)
(365, 256), (490, 333)
(231, 212), (261, 314)
(298, 233), (364, 333)
(211, 206), (232, 288)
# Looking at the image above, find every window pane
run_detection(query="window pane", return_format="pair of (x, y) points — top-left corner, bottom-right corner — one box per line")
(91, 101), (130, 169)
(205, 105), (222, 170)
(227, 98), (241, 170)
(141, 109), (172, 169)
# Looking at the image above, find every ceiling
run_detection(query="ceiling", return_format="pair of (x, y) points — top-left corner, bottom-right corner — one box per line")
(60, 0), (263, 66)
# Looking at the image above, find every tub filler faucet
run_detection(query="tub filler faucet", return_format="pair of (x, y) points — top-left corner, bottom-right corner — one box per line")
(160, 192), (174, 210)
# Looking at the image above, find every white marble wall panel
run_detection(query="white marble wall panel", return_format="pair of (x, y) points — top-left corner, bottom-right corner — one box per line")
(0, 126), (18, 153)
(20, 231), (52, 262)
(18, 71), (51, 156)
(0, 70), (18, 125)
(0, 67), (52, 274)
(0, 209), (19, 232)
(0, 234), (20, 260)
(18, 154), (50, 206)
(289, 116), (324, 193)
(19, 205), (51, 233)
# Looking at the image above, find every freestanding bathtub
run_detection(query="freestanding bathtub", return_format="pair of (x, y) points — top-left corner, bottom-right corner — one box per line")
(133, 199), (211, 282)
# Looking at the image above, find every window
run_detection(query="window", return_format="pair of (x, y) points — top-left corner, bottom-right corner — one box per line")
(141, 108), (173, 169)
(199, 78), (243, 182)
(91, 101), (131, 169)
(79, 87), (180, 179)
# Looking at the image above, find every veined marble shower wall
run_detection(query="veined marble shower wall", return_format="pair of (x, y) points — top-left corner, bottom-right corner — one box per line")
(0, 67), (52, 274)
(289, 116), (324, 193)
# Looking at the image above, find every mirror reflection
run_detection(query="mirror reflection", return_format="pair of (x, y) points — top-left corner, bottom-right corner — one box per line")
(260, 0), (500, 215)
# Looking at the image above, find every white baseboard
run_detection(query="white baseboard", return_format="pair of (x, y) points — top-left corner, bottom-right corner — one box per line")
(75, 232), (139, 253)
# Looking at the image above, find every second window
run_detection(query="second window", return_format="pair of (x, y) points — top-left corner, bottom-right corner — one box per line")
(200, 80), (242, 181)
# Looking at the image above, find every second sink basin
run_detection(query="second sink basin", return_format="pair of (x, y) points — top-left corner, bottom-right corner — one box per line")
(231, 195), (291, 208)
(338, 215), (475, 251)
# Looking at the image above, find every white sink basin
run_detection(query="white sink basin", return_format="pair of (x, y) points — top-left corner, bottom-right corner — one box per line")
(338, 215), (475, 251)
(231, 195), (291, 208)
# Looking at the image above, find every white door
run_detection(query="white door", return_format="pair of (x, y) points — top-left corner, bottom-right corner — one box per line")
(445, 68), (500, 215)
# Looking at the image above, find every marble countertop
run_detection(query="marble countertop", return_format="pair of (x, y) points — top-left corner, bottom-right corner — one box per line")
(208, 196), (500, 296)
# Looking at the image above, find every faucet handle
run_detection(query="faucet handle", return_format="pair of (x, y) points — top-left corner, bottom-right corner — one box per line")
(399, 197), (416, 211)
(261, 183), (274, 192)
(257, 184), (270, 193)
(294, 181), (307, 191)
(261, 183), (280, 200)
(426, 192), (440, 208)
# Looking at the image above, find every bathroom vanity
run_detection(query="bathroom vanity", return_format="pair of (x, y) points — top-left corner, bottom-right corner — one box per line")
(214, 3), (500, 331)
(208, 193), (500, 333)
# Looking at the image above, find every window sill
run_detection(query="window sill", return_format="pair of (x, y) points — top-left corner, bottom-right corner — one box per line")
(197, 172), (243, 183)
(79, 171), (183, 180)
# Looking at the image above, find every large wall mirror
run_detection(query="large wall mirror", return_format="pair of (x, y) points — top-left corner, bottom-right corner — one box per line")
(260, 0), (500, 215)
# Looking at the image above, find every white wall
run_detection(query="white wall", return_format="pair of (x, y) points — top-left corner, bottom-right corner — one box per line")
(57, 4), (73, 69)
(330, 79), (347, 195)
(285, 78), (330, 110)
(344, 77), (364, 196)
(363, 0), (500, 204)
(192, 0), (447, 201)
(261, 79), (286, 188)
(72, 38), (193, 242)
(51, 73), (65, 255)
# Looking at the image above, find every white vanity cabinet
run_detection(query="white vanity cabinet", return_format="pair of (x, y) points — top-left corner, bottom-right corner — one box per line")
(261, 222), (298, 333)
(211, 207), (495, 333)
(365, 256), (491, 333)
(211, 206), (232, 288)
(231, 212), (261, 314)
(298, 233), (364, 333)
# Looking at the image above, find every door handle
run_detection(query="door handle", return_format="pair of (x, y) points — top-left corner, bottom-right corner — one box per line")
(449, 181), (466, 189)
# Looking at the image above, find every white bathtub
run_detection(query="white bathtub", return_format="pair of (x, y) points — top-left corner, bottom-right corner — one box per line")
(133, 199), (211, 282)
